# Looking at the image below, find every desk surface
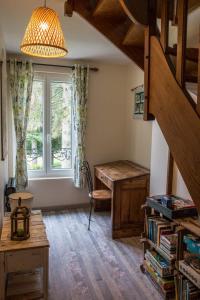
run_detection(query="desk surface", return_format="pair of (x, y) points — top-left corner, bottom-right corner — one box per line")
(0, 210), (49, 252)
(95, 160), (149, 182)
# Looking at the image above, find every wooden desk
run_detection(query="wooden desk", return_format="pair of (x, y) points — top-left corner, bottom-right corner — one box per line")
(0, 210), (49, 300)
(94, 160), (150, 238)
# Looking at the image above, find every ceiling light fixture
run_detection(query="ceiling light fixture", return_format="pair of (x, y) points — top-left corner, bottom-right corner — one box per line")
(20, 0), (67, 58)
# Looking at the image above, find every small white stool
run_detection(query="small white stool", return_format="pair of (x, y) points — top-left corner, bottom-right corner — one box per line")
(8, 192), (34, 212)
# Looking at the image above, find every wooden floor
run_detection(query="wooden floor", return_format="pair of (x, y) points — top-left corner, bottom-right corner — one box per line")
(43, 208), (162, 300)
(6, 208), (162, 299)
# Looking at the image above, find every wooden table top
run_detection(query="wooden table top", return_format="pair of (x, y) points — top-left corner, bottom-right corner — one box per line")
(95, 160), (150, 181)
(0, 210), (49, 252)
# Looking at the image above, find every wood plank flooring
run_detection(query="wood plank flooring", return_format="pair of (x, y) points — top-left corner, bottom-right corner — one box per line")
(43, 208), (162, 300)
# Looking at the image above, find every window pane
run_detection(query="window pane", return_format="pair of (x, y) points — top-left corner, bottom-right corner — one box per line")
(50, 81), (72, 170)
(26, 80), (44, 171)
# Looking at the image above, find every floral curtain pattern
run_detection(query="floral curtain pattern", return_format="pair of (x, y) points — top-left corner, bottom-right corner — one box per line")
(72, 64), (89, 188)
(9, 60), (33, 190)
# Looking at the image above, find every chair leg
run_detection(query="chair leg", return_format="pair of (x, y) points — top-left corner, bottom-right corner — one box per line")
(88, 200), (93, 230)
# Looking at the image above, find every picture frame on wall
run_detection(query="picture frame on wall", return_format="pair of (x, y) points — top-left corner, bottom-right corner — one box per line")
(132, 85), (144, 119)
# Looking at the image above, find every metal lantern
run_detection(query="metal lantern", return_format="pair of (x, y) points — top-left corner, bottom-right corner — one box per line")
(10, 197), (30, 241)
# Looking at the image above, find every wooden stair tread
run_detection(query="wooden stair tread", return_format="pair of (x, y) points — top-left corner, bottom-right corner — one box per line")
(185, 74), (198, 83)
(119, 0), (148, 25)
(70, 0), (144, 69)
(188, 0), (200, 11)
(123, 23), (144, 47)
(157, 0), (175, 20)
(93, 0), (125, 20)
(168, 46), (198, 62)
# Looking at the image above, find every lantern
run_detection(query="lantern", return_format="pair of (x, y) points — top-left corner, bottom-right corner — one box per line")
(10, 197), (30, 241)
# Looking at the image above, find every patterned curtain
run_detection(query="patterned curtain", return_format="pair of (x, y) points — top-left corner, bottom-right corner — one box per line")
(72, 64), (89, 188)
(9, 60), (33, 191)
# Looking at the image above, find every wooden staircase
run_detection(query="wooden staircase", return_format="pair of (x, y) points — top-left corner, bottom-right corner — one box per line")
(65, 0), (200, 213)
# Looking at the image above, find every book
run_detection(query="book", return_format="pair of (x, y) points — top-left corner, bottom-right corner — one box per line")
(144, 260), (175, 291)
(157, 224), (172, 246)
(160, 233), (178, 247)
(176, 272), (200, 300)
(159, 244), (177, 260)
(147, 216), (172, 245)
(172, 198), (195, 210)
(159, 233), (178, 259)
(184, 255), (200, 274)
(145, 249), (173, 277)
(184, 234), (200, 256)
(179, 260), (200, 289)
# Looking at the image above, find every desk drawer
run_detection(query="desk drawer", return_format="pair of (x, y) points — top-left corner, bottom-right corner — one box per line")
(5, 248), (43, 272)
(95, 169), (112, 190)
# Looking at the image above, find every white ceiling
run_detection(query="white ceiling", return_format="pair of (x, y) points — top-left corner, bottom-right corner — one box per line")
(0, 0), (131, 64)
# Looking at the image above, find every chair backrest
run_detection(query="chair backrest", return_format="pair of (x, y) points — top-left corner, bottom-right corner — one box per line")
(81, 161), (93, 194)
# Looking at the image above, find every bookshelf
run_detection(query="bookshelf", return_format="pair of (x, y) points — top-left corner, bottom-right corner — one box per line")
(141, 195), (200, 300)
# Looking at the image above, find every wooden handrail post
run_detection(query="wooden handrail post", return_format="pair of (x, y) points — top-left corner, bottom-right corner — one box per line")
(160, 0), (169, 53)
(176, 0), (188, 87)
(197, 31), (200, 116)
(144, 0), (157, 121)
(166, 151), (174, 194)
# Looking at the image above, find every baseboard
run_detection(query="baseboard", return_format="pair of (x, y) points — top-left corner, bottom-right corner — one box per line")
(33, 202), (90, 212)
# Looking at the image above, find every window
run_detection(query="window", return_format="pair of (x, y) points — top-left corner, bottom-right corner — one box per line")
(26, 72), (73, 178)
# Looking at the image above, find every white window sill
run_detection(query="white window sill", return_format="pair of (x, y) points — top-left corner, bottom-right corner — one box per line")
(29, 176), (73, 181)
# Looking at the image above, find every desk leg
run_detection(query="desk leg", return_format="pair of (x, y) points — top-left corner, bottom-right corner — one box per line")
(0, 253), (5, 300)
(43, 247), (49, 300)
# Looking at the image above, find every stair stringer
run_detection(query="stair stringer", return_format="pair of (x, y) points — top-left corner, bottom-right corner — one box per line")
(148, 36), (200, 212)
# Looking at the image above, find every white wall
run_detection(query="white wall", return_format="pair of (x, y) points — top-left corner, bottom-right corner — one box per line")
(150, 121), (191, 199)
(125, 63), (152, 169)
(0, 26), (8, 227)
(124, 61), (191, 200)
(21, 62), (128, 208)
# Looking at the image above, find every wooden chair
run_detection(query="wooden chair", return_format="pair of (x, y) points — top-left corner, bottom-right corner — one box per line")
(81, 161), (111, 230)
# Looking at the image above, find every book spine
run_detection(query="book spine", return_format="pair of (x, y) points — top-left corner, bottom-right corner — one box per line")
(145, 251), (172, 277)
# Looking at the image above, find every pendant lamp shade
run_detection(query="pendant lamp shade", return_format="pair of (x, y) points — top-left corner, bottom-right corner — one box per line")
(21, 7), (68, 58)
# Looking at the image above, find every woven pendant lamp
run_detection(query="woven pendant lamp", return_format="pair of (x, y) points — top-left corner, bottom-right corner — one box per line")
(21, 4), (67, 58)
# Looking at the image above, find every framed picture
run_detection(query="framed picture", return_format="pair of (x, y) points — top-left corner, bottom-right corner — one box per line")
(132, 85), (144, 119)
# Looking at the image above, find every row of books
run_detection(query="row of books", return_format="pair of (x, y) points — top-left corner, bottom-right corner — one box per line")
(149, 195), (196, 210)
(179, 259), (200, 290)
(144, 195), (199, 299)
(160, 233), (177, 260)
(147, 216), (178, 259)
(175, 273), (200, 300)
(144, 248), (175, 296)
(144, 260), (175, 292)
(147, 195), (198, 219)
(145, 249), (174, 277)
(147, 216), (173, 245)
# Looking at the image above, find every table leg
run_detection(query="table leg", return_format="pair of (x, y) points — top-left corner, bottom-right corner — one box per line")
(0, 253), (5, 300)
(43, 247), (49, 300)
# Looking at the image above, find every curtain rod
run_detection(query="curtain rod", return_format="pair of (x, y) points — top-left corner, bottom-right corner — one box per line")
(5, 61), (99, 72)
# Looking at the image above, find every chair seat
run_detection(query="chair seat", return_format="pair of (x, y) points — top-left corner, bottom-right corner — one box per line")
(89, 189), (111, 200)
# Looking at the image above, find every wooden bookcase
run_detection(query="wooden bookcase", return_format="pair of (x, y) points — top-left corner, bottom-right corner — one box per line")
(140, 199), (200, 300)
